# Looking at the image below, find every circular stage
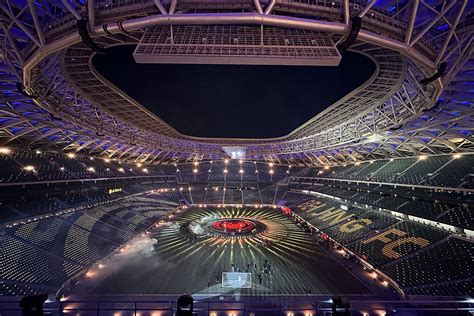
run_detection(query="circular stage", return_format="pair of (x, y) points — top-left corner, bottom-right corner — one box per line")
(210, 219), (257, 235)
(188, 216), (267, 238)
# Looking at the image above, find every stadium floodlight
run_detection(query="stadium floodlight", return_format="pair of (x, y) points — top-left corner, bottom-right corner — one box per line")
(66, 153), (76, 158)
(453, 153), (462, 159)
(24, 165), (35, 171)
(239, 169), (244, 174)
(223, 169), (228, 173)
(104, 158), (110, 163)
(137, 163), (142, 167)
(118, 167), (125, 172)
(269, 169), (274, 174)
(143, 168), (148, 173)
(36, 150), (41, 154)
(419, 155), (427, 160)
(193, 168), (198, 173)
(193, 161), (199, 166)
(89, 157), (94, 161)
(0, 147), (11, 154)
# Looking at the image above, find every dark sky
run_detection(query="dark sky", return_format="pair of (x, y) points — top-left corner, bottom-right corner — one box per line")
(93, 45), (374, 138)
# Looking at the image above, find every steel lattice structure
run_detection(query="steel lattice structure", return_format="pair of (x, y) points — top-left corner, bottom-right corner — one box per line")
(0, 0), (472, 165)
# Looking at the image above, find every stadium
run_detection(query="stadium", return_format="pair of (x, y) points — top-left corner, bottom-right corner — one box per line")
(0, 0), (473, 315)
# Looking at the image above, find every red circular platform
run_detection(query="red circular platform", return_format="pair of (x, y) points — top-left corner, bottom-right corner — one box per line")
(211, 219), (256, 234)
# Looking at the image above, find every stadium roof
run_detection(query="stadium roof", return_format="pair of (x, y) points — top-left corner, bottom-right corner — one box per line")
(0, 0), (472, 165)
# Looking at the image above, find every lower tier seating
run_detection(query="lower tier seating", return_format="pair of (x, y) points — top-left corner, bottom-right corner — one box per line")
(382, 237), (473, 297)
(0, 192), (177, 296)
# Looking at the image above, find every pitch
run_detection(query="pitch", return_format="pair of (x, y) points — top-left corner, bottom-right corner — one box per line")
(71, 206), (373, 297)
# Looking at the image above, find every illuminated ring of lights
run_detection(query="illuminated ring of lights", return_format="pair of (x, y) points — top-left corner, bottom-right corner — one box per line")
(211, 219), (256, 233)
(207, 218), (266, 237)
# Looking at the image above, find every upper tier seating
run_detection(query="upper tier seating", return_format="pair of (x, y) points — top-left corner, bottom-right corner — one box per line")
(312, 154), (473, 188)
(0, 149), (177, 183)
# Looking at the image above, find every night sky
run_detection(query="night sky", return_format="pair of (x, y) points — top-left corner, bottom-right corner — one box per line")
(93, 45), (375, 138)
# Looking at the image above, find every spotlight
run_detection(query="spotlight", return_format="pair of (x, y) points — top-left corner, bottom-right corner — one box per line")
(66, 153), (76, 158)
(24, 165), (35, 171)
(176, 295), (194, 316)
(0, 147), (12, 154)
(193, 168), (198, 173)
(453, 153), (462, 159)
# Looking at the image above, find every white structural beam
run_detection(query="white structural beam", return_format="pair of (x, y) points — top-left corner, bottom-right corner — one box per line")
(405, 0), (419, 44)
(358, 0), (377, 18)
(264, 0), (277, 15)
(28, 0), (46, 46)
(60, 0), (82, 20)
(153, 0), (168, 15)
(254, 0), (263, 14)
(88, 0), (95, 29)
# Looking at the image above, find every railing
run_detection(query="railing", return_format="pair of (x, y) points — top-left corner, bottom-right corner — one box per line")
(0, 297), (472, 315)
